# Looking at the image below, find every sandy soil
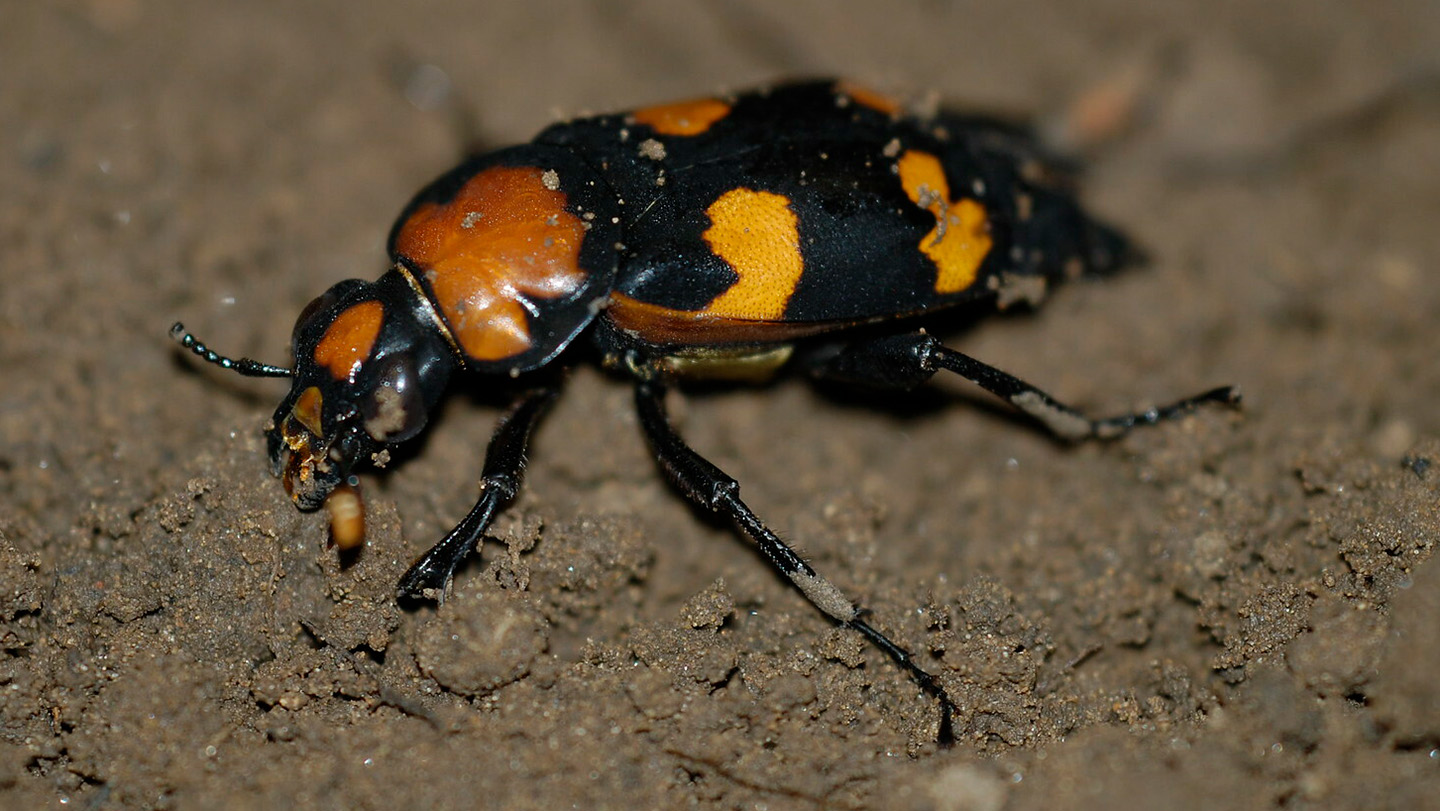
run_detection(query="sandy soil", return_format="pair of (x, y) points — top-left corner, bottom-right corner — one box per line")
(5, 1), (1440, 808)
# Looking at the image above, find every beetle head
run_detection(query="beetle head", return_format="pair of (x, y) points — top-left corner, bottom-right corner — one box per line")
(267, 270), (456, 511)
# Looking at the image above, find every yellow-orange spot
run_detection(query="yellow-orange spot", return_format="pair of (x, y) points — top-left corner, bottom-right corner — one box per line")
(292, 386), (324, 437)
(392, 166), (588, 362)
(835, 80), (902, 115)
(897, 150), (992, 294)
(314, 301), (383, 381)
(632, 98), (732, 136)
(701, 189), (804, 321)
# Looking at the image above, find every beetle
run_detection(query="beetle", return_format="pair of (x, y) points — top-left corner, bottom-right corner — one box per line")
(172, 79), (1238, 744)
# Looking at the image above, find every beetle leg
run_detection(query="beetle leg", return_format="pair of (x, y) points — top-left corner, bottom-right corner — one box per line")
(398, 386), (559, 600)
(811, 332), (1239, 440)
(634, 379), (957, 746)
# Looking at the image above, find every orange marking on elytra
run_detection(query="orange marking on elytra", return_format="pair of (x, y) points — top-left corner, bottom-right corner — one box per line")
(835, 80), (902, 115)
(701, 189), (804, 321)
(632, 98), (732, 136)
(897, 150), (992, 294)
(392, 166), (588, 362)
(315, 301), (384, 381)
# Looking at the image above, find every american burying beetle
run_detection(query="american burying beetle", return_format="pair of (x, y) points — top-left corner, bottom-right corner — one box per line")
(173, 79), (1238, 744)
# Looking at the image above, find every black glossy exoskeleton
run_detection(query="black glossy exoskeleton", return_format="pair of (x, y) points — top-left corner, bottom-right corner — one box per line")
(173, 79), (1238, 744)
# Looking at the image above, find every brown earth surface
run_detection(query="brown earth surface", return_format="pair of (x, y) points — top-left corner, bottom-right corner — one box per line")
(5, 1), (1440, 808)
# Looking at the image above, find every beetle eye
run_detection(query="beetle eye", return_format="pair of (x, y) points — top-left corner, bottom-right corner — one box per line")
(362, 355), (427, 443)
(293, 279), (368, 345)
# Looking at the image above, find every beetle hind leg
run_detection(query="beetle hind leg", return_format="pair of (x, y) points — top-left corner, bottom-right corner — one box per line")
(811, 331), (1239, 440)
(635, 379), (958, 745)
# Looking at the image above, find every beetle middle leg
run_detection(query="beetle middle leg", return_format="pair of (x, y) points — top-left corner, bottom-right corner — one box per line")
(810, 331), (1239, 440)
(634, 378), (958, 745)
(398, 386), (559, 599)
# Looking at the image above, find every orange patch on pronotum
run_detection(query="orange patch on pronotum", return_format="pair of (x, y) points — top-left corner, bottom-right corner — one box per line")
(315, 301), (384, 381)
(392, 166), (589, 362)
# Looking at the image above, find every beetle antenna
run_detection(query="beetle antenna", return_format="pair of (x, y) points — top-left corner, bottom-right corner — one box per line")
(170, 322), (293, 378)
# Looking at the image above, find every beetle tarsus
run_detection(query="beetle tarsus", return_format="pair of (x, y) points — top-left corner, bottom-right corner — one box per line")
(850, 616), (957, 747)
(812, 331), (1238, 442)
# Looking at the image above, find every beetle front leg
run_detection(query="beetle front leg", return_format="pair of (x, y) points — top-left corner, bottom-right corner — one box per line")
(398, 386), (558, 600)
(811, 331), (1239, 440)
(634, 379), (957, 745)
